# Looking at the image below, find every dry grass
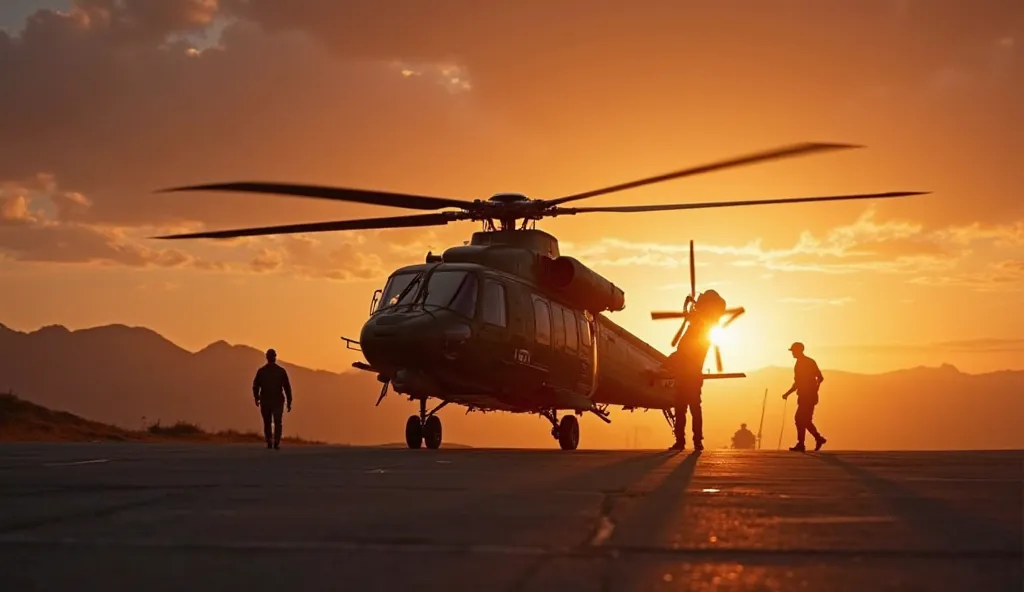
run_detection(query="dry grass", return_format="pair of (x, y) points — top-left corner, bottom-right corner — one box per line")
(0, 391), (323, 445)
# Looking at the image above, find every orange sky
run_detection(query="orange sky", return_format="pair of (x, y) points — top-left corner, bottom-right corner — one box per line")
(1, 0), (1022, 376)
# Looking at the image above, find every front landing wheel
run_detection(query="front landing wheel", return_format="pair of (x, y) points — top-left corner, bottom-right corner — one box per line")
(558, 415), (580, 450)
(405, 415), (423, 449)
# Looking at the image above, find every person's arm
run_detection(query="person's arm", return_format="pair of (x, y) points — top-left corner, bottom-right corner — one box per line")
(814, 360), (824, 385)
(782, 381), (796, 398)
(252, 368), (262, 406)
(283, 368), (293, 410)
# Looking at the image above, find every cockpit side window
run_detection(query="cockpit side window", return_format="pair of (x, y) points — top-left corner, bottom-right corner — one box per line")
(482, 280), (508, 327)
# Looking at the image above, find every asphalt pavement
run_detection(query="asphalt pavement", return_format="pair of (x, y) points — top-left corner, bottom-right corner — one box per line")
(0, 444), (1020, 591)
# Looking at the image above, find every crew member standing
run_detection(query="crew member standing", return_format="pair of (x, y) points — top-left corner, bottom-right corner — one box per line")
(781, 342), (826, 452)
(663, 345), (705, 451)
(657, 290), (729, 452)
(252, 348), (293, 450)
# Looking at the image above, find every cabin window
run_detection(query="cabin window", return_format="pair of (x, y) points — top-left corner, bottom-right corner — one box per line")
(578, 316), (592, 347)
(378, 272), (419, 310)
(423, 270), (478, 318)
(481, 280), (507, 327)
(563, 308), (578, 351)
(551, 303), (566, 349)
(532, 297), (551, 345)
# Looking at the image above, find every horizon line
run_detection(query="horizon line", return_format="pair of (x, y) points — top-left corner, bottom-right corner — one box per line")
(4, 320), (1024, 377)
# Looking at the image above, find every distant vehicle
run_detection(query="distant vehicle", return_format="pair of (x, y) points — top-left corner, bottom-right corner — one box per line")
(156, 142), (926, 450)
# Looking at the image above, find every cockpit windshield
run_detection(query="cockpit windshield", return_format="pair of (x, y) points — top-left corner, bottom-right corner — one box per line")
(378, 272), (419, 311)
(375, 268), (478, 318)
(422, 270), (478, 317)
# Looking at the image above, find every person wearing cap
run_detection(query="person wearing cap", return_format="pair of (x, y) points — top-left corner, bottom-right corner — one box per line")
(781, 342), (826, 452)
(252, 348), (293, 449)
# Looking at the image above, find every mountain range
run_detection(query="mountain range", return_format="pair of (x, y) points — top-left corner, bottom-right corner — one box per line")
(1, 322), (1021, 450)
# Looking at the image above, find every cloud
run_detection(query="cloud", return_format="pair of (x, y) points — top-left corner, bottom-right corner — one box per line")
(0, 175), (414, 281)
(1, 2), (1021, 279)
(0, 2), (507, 234)
(822, 338), (1024, 356)
(569, 208), (1024, 294)
(576, 209), (969, 275)
(245, 234), (386, 281)
(779, 297), (856, 309)
(909, 259), (1024, 292)
(0, 174), (223, 269)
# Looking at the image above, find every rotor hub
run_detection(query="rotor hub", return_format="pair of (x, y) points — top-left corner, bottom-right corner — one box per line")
(487, 192), (530, 205)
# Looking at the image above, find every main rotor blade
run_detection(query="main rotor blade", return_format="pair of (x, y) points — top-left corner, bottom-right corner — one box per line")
(651, 311), (688, 320)
(555, 191), (927, 215)
(671, 322), (686, 348)
(542, 142), (861, 207)
(152, 212), (462, 240)
(157, 182), (475, 212)
(721, 307), (746, 328)
(689, 239), (696, 300)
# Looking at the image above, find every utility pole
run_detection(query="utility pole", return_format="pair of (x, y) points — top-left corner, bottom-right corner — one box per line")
(756, 388), (767, 449)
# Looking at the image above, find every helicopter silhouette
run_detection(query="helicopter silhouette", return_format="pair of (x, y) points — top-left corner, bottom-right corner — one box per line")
(155, 142), (927, 450)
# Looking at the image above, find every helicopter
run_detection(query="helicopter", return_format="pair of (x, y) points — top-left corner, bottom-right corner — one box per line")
(154, 142), (927, 450)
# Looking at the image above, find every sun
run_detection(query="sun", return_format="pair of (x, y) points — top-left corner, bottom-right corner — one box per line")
(710, 325), (733, 347)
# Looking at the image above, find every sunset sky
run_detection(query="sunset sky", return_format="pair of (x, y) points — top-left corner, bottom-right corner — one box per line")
(2, 0), (1022, 377)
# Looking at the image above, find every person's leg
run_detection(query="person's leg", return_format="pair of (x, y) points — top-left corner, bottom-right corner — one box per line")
(272, 401), (284, 449)
(673, 396), (688, 449)
(804, 404), (825, 449)
(260, 404), (273, 448)
(689, 399), (703, 450)
(791, 405), (809, 450)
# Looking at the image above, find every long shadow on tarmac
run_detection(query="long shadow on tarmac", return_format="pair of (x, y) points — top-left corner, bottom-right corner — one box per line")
(814, 452), (1021, 591)
(501, 449), (688, 591)
(593, 451), (702, 591)
(307, 448), (682, 550)
(814, 453), (1021, 554)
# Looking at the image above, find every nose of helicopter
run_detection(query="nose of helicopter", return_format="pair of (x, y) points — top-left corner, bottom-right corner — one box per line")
(359, 311), (446, 370)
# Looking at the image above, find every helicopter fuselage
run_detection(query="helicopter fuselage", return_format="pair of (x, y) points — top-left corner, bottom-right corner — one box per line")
(359, 258), (678, 415)
(356, 229), (696, 416)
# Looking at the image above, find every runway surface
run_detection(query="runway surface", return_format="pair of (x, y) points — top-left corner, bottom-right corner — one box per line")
(0, 444), (1020, 591)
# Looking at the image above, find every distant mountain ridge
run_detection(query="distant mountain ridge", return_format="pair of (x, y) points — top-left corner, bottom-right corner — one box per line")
(1, 322), (1022, 450)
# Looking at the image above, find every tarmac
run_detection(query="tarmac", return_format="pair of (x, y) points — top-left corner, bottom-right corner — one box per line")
(0, 444), (1020, 591)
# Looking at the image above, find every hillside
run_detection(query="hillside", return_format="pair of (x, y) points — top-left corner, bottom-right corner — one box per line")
(0, 391), (322, 445)
(1, 322), (1022, 450)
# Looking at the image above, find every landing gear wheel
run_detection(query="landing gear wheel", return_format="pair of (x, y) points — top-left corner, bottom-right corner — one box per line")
(423, 415), (443, 449)
(405, 415), (423, 449)
(558, 415), (580, 450)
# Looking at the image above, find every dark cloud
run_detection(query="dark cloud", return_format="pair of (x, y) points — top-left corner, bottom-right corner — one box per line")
(0, 0), (1021, 271)
(224, 0), (1024, 228)
(0, 2), (513, 233)
(0, 176), (410, 280)
(72, 0), (220, 45)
